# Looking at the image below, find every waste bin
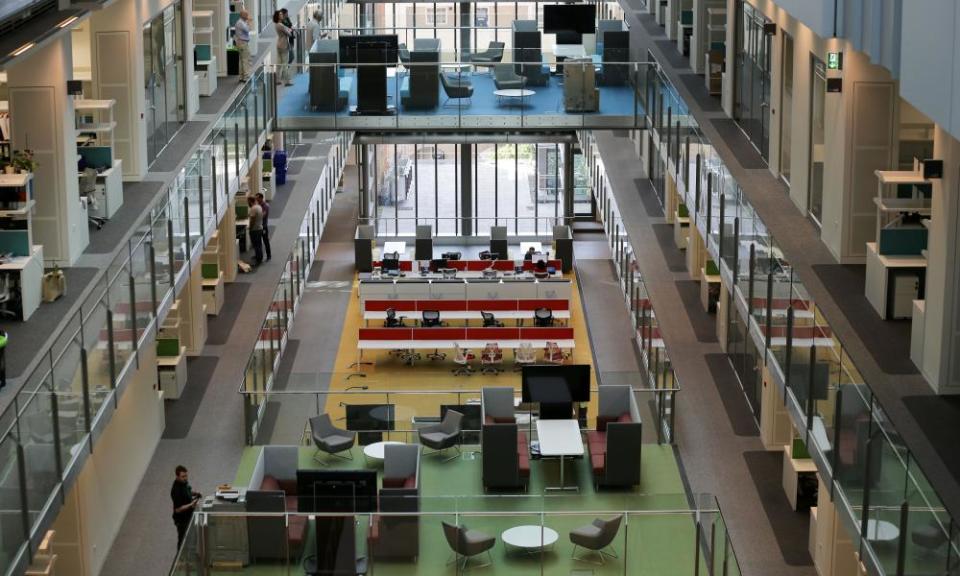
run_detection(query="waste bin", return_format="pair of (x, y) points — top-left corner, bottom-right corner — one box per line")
(274, 150), (288, 185)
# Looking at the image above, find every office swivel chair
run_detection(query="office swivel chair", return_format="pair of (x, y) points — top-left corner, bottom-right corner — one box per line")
(441, 251), (461, 261)
(533, 307), (554, 327)
(421, 310), (447, 360)
(80, 168), (107, 230)
(481, 312), (504, 327)
(0, 275), (16, 319)
(478, 250), (499, 260)
(384, 308), (419, 364)
(384, 308), (405, 328)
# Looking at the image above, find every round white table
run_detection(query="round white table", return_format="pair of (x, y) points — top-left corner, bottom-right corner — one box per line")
(494, 89), (536, 106)
(363, 441), (406, 461)
(865, 519), (900, 542)
(501, 525), (559, 554)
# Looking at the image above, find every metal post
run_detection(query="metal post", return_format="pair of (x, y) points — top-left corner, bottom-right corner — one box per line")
(765, 270), (774, 354)
(80, 349), (92, 434)
(211, 153), (218, 221)
(709, 521), (716, 575)
(718, 195), (726, 262)
(107, 310), (117, 388)
(128, 273), (139, 364)
(244, 104), (250, 162)
(148, 243), (158, 315)
(167, 219), (176, 287)
(747, 244), (756, 319)
(198, 171), (205, 238)
(234, 123), (241, 178)
(896, 501), (909, 575)
(695, 154), (701, 226)
(830, 387), (843, 499)
(784, 307), (795, 390)
(806, 343), (816, 429)
(706, 174), (713, 235)
(222, 134), (229, 190)
(859, 425), (875, 552)
(684, 137), (690, 186)
(666, 107), (672, 168)
(693, 519), (701, 576)
(183, 197), (191, 274)
(15, 444), (30, 547)
(732, 217), (740, 282)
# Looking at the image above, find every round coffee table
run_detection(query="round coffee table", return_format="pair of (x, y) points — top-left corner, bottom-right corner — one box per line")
(501, 525), (559, 554)
(494, 89), (536, 106)
(865, 519), (900, 542)
(363, 441), (406, 462)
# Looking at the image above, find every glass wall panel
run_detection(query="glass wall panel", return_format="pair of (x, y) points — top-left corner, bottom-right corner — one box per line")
(809, 56), (826, 225)
(780, 31), (793, 183)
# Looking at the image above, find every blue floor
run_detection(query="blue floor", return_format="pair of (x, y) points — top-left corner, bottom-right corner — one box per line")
(277, 67), (644, 128)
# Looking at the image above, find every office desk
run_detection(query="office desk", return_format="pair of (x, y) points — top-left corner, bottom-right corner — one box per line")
(363, 309), (570, 324)
(78, 160), (123, 219)
(196, 57), (219, 96)
(519, 242), (543, 257)
(865, 242), (926, 319)
(0, 246), (43, 321)
(536, 419), (583, 491)
(382, 241), (407, 258)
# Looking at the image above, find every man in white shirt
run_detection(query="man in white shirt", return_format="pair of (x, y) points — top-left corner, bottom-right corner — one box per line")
(307, 11), (324, 48)
(234, 10), (251, 82)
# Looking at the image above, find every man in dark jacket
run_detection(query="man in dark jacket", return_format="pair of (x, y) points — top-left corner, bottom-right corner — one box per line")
(171, 465), (201, 552)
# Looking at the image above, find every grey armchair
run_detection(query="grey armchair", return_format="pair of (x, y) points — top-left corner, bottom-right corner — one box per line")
(309, 414), (356, 464)
(470, 41), (505, 71)
(570, 515), (623, 565)
(443, 521), (496, 570)
(493, 64), (527, 90)
(419, 409), (463, 461)
(440, 73), (474, 107)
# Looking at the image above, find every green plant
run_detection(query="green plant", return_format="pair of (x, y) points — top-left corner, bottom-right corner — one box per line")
(11, 149), (38, 173)
(792, 437), (810, 459)
(678, 203), (689, 218)
(705, 259), (720, 276)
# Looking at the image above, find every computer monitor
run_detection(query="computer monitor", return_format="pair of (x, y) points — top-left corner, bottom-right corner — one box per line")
(338, 34), (399, 65)
(521, 365), (591, 403)
(382, 257), (400, 272)
(430, 258), (448, 272)
(543, 4), (597, 34)
(296, 469), (379, 513)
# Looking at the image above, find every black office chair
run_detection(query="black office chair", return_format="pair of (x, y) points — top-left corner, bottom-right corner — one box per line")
(534, 307), (554, 327)
(441, 251), (461, 261)
(478, 250), (499, 260)
(481, 311), (504, 327)
(421, 310), (446, 360)
(384, 308), (405, 328)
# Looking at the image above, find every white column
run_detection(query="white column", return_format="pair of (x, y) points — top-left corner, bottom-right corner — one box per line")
(919, 127), (960, 394)
(88, 0), (149, 180)
(8, 36), (89, 266)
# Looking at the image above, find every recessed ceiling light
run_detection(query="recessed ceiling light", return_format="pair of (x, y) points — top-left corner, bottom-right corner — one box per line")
(10, 43), (35, 57)
(57, 16), (79, 28)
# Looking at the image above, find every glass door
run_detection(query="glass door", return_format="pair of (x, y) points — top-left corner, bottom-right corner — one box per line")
(809, 57), (826, 226)
(143, 22), (159, 162)
(734, 1), (771, 161)
(143, 4), (185, 165)
(779, 31), (793, 184)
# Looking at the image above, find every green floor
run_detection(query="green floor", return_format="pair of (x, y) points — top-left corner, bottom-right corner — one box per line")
(199, 444), (713, 575)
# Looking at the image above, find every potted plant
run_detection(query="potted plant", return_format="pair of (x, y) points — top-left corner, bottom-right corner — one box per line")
(11, 149), (38, 174)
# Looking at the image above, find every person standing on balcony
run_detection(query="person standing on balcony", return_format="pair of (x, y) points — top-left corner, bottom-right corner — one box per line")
(171, 465), (201, 553)
(273, 11), (294, 86)
(247, 196), (265, 266)
(234, 10), (252, 82)
(256, 192), (272, 261)
(308, 10), (325, 47)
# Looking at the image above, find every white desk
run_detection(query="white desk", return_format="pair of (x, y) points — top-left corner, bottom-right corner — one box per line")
(554, 45), (586, 59)
(865, 242), (926, 319)
(78, 160), (123, 219)
(0, 246), (43, 321)
(536, 419), (583, 491)
(362, 310), (570, 324)
(363, 441), (406, 462)
(501, 525), (559, 554)
(382, 241), (407, 259)
(196, 57), (218, 96)
(865, 519), (899, 543)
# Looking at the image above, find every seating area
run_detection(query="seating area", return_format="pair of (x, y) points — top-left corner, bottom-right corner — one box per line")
(587, 386), (643, 489)
(481, 387), (530, 490)
(362, 298), (571, 324)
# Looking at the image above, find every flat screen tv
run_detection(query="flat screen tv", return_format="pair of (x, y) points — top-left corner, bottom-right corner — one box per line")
(296, 469), (378, 513)
(521, 364), (591, 403)
(338, 34), (399, 65)
(543, 4), (597, 35)
(345, 404), (395, 432)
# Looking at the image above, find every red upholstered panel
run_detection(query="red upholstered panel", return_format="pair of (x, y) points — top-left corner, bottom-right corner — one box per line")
(466, 327), (520, 340)
(289, 516), (307, 543)
(420, 300), (467, 311)
(285, 495), (298, 512)
(448, 261), (468, 270)
(278, 479), (297, 495)
(411, 327), (467, 340)
(518, 431), (528, 446)
(520, 327), (574, 340)
(466, 261), (489, 271)
(484, 416), (495, 425)
(596, 416), (615, 432)
(591, 454), (606, 474)
(522, 259), (562, 272)
(518, 451), (530, 476)
(586, 431), (606, 446)
(403, 476), (416, 489)
(382, 477), (406, 489)
(365, 300), (417, 312)
(467, 300), (518, 311)
(494, 416), (516, 424)
(261, 475), (281, 491)
(359, 328), (412, 340)
(491, 260), (515, 271)
(617, 413), (633, 423)
(520, 299), (567, 311)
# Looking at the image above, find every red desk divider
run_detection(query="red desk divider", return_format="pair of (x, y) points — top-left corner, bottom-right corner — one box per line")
(364, 300), (418, 312)
(520, 327), (574, 340)
(466, 327), (521, 340)
(411, 327), (468, 340)
(417, 300), (468, 312)
(359, 328), (412, 340)
(467, 300), (518, 311)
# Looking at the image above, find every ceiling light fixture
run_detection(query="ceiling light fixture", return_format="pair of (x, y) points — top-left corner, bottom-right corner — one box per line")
(10, 43), (35, 57)
(57, 16), (79, 28)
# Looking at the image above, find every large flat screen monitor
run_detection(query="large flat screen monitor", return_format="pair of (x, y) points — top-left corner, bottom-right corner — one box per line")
(345, 404), (395, 432)
(543, 4), (597, 35)
(521, 364), (591, 403)
(296, 469), (378, 513)
(338, 34), (399, 65)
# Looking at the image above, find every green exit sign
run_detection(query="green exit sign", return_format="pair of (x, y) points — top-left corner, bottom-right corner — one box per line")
(827, 52), (843, 70)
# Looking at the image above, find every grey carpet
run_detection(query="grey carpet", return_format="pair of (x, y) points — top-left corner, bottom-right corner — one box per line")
(284, 157), (305, 175)
(0, 267), (100, 380)
(652, 224), (687, 272)
(710, 119), (767, 169)
(162, 356), (219, 439)
(679, 74), (722, 112)
(675, 280), (718, 342)
(576, 260), (645, 373)
(272, 339), (300, 390)
(902, 395), (960, 497)
(86, 181), (165, 254)
(635, 178), (664, 217)
(267, 180), (293, 220)
(637, 13), (664, 36)
(198, 82), (240, 115)
(150, 122), (210, 173)
(654, 40), (689, 69)
(705, 354), (758, 437)
(743, 451), (815, 566)
(205, 283), (252, 345)
(254, 401), (283, 444)
(811, 264), (917, 375)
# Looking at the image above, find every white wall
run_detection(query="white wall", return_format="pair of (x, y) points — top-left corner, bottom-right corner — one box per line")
(50, 346), (164, 576)
(900, 0), (960, 141)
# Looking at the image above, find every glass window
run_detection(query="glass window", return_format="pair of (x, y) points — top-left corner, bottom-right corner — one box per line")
(809, 56), (826, 225)
(780, 32), (793, 184)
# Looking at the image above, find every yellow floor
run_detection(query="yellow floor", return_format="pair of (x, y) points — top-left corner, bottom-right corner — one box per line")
(325, 273), (598, 428)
